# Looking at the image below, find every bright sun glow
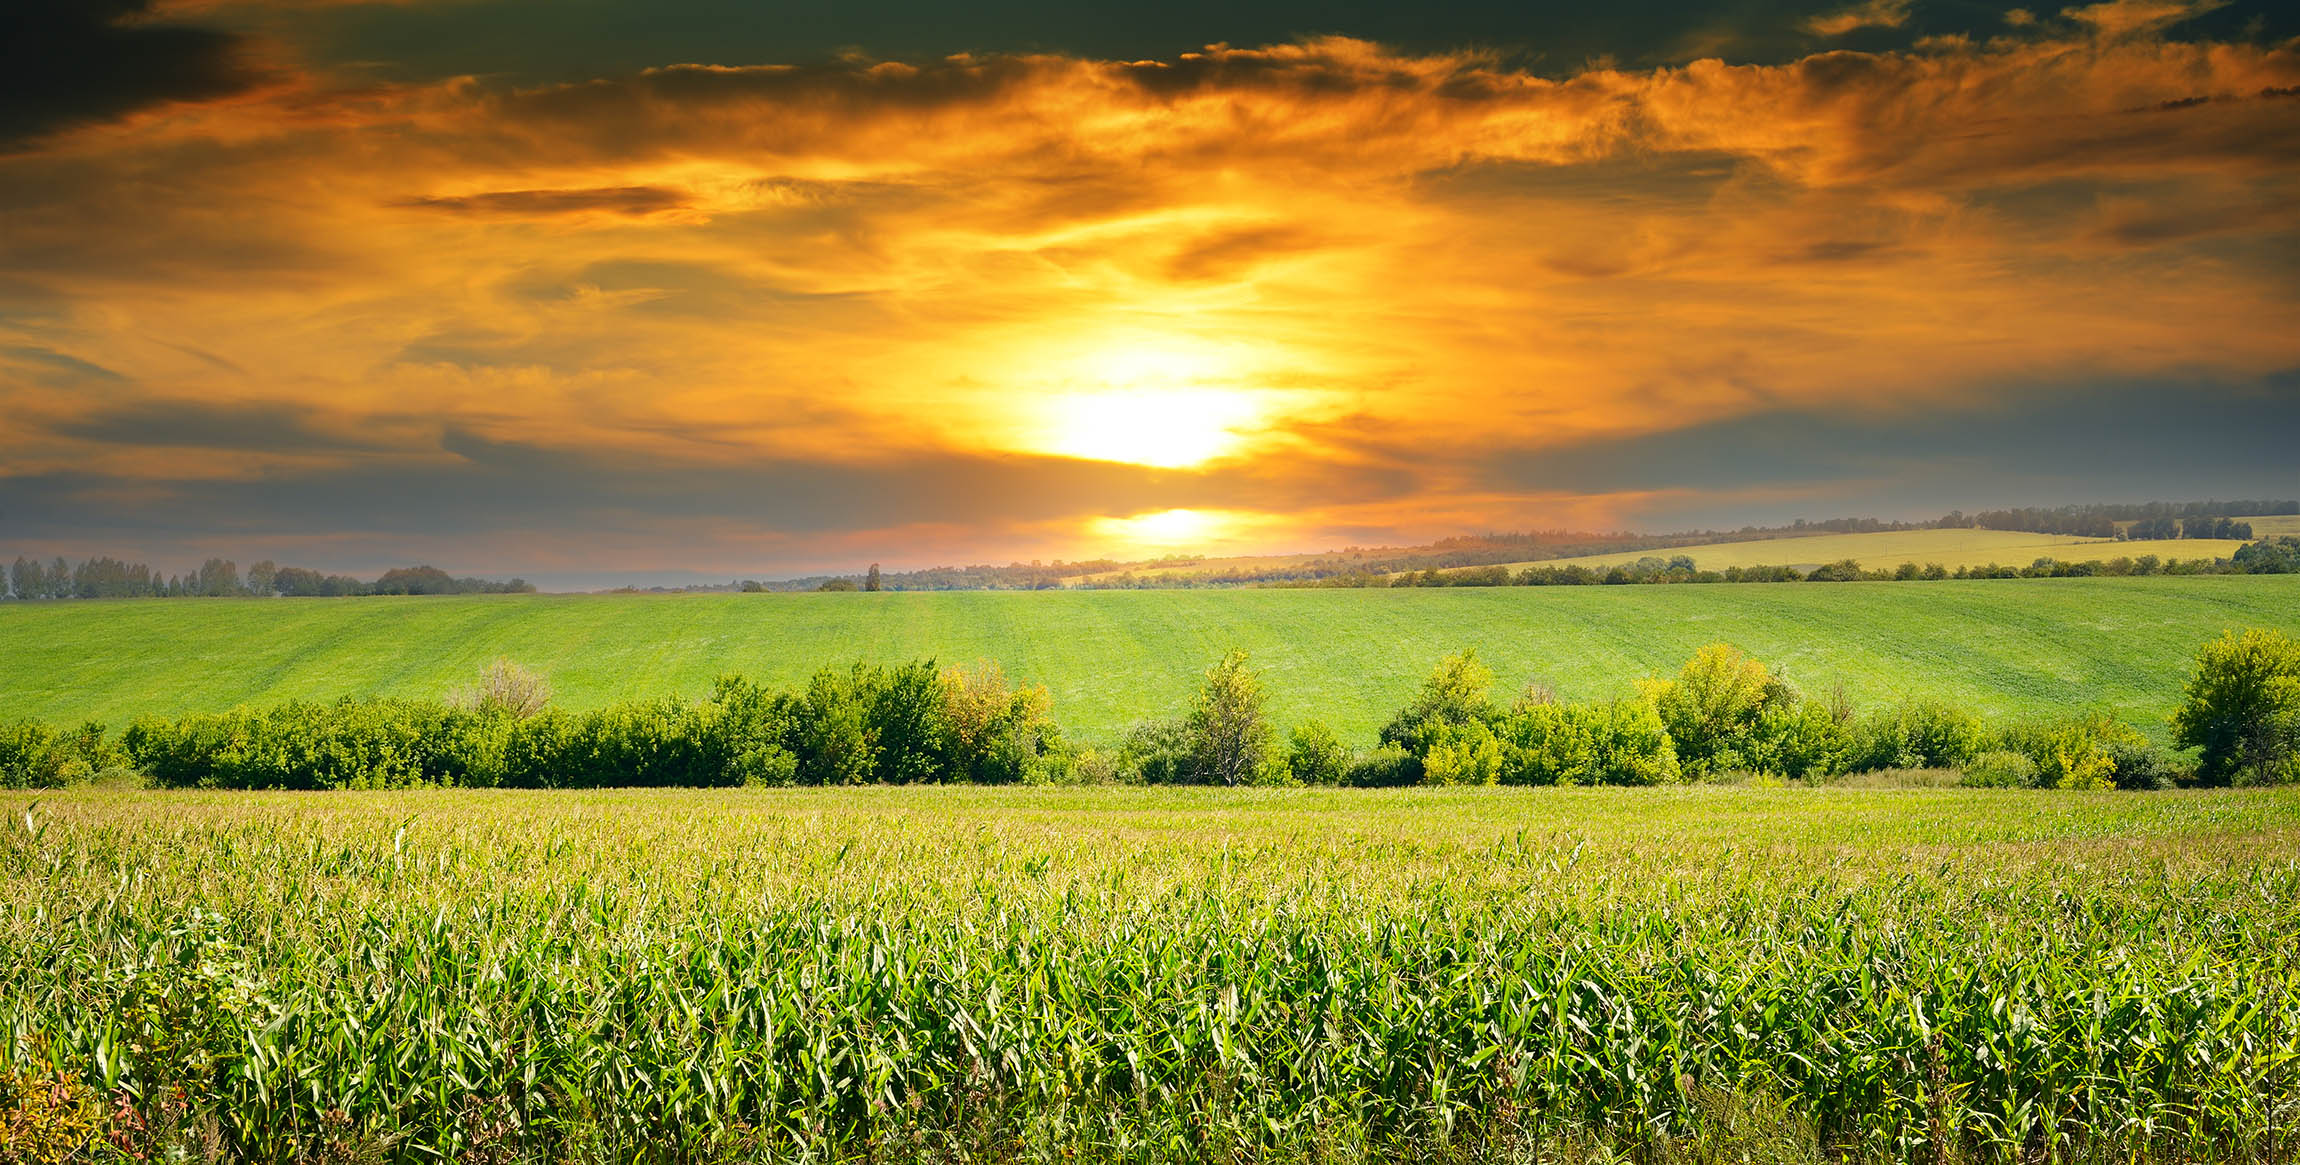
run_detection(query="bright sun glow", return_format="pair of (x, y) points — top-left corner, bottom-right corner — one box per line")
(1045, 388), (1263, 468)
(1091, 508), (1224, 548)
(1007, 337), (1277, 468)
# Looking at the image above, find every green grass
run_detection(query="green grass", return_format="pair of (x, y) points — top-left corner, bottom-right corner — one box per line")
(1491, 527), (2257, 574)
(5, 577), (2299, 744)
(5, 784), (2297, 1162)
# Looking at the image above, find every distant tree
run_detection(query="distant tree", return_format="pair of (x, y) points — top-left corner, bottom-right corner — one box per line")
(246, 560), (278, 596)
(865, 563), (882, 592)
(817, 578), (858, 592)
(47, 557), (70, 599)
(2172, 629), (2300, 786)
(195, 558), (240, 597)
(372, 565), (456, 595)
(1185, 650), (1273, 786)
(9, 557), (39, 600)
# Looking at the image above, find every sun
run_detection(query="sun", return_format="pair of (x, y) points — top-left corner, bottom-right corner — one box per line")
(1044, 388), (1263, 468)
(1029, 340), (1269, 468)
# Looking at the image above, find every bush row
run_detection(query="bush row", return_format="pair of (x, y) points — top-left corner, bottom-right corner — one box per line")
(1294, 645), (2185, 790)
(12, 629), (2295, 791)
(119, 663), (1061, 790)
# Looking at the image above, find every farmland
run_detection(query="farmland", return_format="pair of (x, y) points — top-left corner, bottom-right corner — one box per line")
(5, 576), (2299, 743)
(1495, 528), (2258, 575)
(4, 784), (2296, 1162)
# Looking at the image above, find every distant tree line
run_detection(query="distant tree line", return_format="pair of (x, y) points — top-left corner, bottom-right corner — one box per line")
(12, 630), (2296, 791)
(3, 555), (534, 600)
(1286, 536), (2300, 588)
(1944, 500), (2292, 539)
(757, 501), (2296, 591)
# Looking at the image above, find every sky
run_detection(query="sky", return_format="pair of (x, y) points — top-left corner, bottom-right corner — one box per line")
(2, 0), (2296, 586)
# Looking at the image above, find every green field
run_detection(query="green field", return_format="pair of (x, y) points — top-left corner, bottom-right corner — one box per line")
(5, 577), (2298, 743)
(1500, 527), (2257, 574)
(5, 785), (2296, 1161)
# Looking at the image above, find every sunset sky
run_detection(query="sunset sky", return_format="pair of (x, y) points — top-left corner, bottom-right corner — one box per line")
(4, 0), (2297, 585)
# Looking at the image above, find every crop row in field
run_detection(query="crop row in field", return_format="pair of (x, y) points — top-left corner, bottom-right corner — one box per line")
(4, 577), (2299, 743)
(3, 786), (2296, 1163)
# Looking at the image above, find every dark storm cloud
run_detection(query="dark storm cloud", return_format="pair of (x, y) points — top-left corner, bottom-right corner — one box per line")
(0, 0), (268, 151)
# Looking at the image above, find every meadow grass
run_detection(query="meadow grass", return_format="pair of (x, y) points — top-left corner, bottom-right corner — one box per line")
(4, 577), (2299, 744)
(3, 785), (2296, 1162)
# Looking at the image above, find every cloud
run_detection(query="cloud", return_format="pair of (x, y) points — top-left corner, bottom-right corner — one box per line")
(1, 26), (2296, 573)
(1805, 0), (1916, 37)
(394, 185), (689, 217)
(2060, 0), (2224, 39)
(0, 0), (271, 151)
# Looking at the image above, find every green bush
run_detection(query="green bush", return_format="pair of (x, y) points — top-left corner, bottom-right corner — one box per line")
(1746, 701), (1852, 781)
(1118, 718), (1193, 785)
(1342, 743), (1417, 787)
(1996, 714), (2154, 790)
(1645, 644), (1797, 778)
(1849, 703), (1987, 772)
(1284, 721), (1350, 786)
(126, 700), (510, 790)
(1492, 699), (1681, 786)
(1961, 750), (2037, 788)
(1377, 651), (1497, 781)
(0, 721), (75, 788)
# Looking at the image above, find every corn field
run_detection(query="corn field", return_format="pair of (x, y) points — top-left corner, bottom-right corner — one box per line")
(3, 785), (2298, 1163)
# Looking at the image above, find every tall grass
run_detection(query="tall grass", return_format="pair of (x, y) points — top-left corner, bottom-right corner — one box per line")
(4, 786), (2297, 1162)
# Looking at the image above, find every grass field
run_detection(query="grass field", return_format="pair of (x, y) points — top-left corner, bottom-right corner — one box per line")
(1494, 528), (2258, 574)
(5, 784), (2296, 1162)
(5, 577), (2298, 744)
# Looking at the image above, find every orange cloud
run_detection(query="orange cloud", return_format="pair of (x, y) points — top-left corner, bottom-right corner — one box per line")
(2, 24), (2296, 573)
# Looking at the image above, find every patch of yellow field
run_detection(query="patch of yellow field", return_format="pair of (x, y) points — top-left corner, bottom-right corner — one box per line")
(1492, 528), (2257, 574)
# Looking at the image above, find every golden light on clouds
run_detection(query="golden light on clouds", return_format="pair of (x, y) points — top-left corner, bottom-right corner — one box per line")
(4, 2), (2299, 580)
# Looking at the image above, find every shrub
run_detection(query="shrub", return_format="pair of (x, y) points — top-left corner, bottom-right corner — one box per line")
(1646, 644), (1796, 778)
(1492, 699), (1681, 786)
(0, 722), (71, 789)
(1421, 721), (1506, 785)
(1961, 750), (2037, 788)
(937, 662), (1063, 785)
(1342, 743), (1417, 787)
(452, 657), (552, 718)
(1747, 701), (1852, 780)
(2171, 628), (2300, 786)
(125, 700), (511, 790)
(1849, 703), (1987, 772)
(1118, 718), (1193, 785)
(1284, 721), (1350, 786)
(1998, 714), (2153, 790)
(1380, 651), (1495, 748)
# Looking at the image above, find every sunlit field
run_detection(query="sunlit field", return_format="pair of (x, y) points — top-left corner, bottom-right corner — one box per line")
(5, 576), (2299, 743)
(4, 785), (2296, 1162)
(1502, 528), (2258, 575)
